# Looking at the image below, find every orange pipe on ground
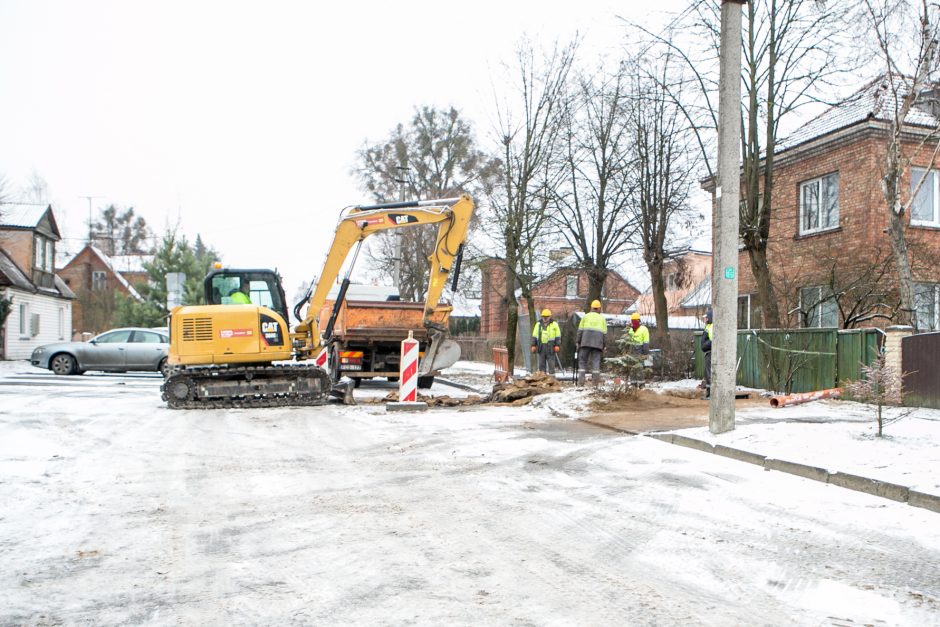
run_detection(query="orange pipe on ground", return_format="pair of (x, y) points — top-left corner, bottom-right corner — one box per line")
(770, 388), (842, 408)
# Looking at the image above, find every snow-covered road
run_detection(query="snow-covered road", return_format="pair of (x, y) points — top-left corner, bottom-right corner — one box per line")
(1, 366), (938, 625)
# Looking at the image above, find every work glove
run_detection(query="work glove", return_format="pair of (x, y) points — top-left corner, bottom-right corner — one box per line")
(553, 346), (560, 353)
(530, 346), (537, 353)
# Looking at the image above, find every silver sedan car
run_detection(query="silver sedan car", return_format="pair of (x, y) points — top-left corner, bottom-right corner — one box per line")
(30, 327), (170, 376)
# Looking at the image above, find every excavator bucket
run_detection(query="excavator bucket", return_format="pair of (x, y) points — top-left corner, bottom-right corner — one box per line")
(419, 332), (461, 375)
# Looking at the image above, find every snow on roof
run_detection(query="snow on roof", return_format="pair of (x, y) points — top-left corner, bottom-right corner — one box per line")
(327, 283), (399, 301)
(680, 277), (711, 309)
(89, 245), (142, 301)
(778, 74), (940, 152)
(0, 203), (48, 229)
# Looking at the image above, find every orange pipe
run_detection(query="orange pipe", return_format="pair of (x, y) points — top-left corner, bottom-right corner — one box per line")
(770, 388), (842, 408)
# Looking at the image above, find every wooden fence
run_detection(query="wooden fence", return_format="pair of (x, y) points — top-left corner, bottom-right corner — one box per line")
(694, 328), (883, 394)
(902, 331), (940, 410)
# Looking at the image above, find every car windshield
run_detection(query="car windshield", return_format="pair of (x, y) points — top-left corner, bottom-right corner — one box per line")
(95, 330), (132, 343)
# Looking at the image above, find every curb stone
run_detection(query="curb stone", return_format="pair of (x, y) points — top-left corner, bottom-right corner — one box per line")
(578, 419), (940, 514)
(828, 472), (909, 503)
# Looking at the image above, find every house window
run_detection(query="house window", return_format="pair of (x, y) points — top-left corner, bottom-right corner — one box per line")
(18, 303), (29, 337)
(33, 235), (55, 272)
(911, 168), (940, 226)
(665, 273), (676, 291)
(92, 271), (107, 291)
(565, 275), (578, 298)
(737, 295), (751, 329)
(800, 286), (838, 328)
(914, 283), (940, 330)
(799, 172), (839, 235)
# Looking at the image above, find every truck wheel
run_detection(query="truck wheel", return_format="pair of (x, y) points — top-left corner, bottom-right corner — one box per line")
(353, 377), (362, 388)
(387, 376), (399, 383)
(417, 376), (434, 389)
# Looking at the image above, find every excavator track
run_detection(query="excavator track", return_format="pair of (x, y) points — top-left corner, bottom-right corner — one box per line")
(161, 364), (336, 410)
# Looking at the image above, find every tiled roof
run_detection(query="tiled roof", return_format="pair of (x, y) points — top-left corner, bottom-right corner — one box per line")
(0, 203), (49, 229)
(778, 74), (940, 152)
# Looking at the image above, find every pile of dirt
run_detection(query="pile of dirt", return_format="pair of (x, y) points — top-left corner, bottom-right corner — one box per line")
(487, 372), (562, 405)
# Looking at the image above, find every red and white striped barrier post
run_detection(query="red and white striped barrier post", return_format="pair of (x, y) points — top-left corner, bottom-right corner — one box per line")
(387, 331), (428, 412)
(399, 331), (419, 402)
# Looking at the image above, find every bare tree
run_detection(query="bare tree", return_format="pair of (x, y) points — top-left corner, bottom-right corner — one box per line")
(354, 106), (498, 301)
(862, 0), (940, 326)
(631, 0), (860, 327)
(487, 39), (576, 369)
(552, 60), (637, 311)
(627, 52), (698, 342)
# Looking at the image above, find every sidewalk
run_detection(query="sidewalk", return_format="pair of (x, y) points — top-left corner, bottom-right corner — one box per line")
(582, 385), (940, 515)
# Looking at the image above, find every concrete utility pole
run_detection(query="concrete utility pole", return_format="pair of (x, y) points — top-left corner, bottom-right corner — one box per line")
(710, 0), (746, 434)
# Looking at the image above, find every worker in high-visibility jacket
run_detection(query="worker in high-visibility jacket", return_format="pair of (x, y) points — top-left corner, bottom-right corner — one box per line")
(576, 299), (608, 387)
(625, 312), (650, 355)
(531, 308), (562, 375)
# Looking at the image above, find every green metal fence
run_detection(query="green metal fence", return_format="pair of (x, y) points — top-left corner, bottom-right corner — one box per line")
(694, 328), (882, 394)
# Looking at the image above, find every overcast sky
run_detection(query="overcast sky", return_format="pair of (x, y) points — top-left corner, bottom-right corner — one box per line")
(1, 0), (688, 300)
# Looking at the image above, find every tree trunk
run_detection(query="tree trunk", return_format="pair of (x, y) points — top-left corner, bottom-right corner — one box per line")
(503, 249), (519, 375)
(887, 209), (915, 326)
(748, 245), (781, 328)
(647, 259), (669, 343)
(584, 266), (607, 311)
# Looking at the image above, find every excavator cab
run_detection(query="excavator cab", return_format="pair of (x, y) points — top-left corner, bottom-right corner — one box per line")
(203, 269), (290, 323)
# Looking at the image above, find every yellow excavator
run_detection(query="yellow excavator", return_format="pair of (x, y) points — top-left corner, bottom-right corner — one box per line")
(160, 195), (473, 409)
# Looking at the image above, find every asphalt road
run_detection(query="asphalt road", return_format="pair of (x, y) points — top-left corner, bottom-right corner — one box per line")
(1, 369), (938, 625)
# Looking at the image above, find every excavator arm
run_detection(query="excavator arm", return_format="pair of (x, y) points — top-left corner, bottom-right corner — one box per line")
(293, 195), (473, 372)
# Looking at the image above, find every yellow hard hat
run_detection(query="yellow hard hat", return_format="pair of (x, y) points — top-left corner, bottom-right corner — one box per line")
(541, 309), (551, 317)
(631, 312), (640, 320)
(591, 299), (601, 309)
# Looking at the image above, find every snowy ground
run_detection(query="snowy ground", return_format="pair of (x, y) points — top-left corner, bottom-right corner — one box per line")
(1, 360), (938, 625)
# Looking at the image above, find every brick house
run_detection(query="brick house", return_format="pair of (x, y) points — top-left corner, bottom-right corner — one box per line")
(57, 244), (151, 335)
(630, 249), (712, 321)
(479, 257), (640, 339)
(732, 76), (940, 330)
(0, 205), (75, 359)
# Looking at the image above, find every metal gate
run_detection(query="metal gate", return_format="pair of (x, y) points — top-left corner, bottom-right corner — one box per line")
(902, 331), (940, 409)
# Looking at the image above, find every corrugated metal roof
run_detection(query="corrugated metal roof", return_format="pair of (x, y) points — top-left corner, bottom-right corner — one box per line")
(779, 74), (940, 152)
(0, 203), (49, 229)
(679, 277), (711, 308)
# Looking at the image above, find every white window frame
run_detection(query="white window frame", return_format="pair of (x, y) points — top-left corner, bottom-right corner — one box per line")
(18, 302), (29, 337)
(799, 286), (838, 328)
(911, 167), (940, 227)
(565, 275), (578, 298)
(738, 294), (752, 330)
(914, 282), (940, 331)
(92, 270), (107, 291)
(799, 172), (840, 235)
(58, 307), (65, 340)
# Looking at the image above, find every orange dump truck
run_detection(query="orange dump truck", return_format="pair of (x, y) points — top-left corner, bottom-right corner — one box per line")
(318, 285), (452, 388)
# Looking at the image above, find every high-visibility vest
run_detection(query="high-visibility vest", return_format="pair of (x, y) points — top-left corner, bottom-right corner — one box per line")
(532, 320), (561, 346)
(627, 324), (650, 345)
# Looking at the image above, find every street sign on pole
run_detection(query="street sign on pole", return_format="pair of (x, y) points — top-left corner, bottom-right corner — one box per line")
(166, 272), (185, 310)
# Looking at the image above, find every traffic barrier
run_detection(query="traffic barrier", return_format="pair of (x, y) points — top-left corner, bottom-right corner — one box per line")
(493, 346), (510, 383)
(399, 332), (420, 402)
(769, 387), (842, 408)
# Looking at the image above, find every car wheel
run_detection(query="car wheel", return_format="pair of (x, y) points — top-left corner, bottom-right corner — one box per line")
(417, 375), (434, 389)
(159, 358), (171, 378)
(50, 353), (78, 376)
